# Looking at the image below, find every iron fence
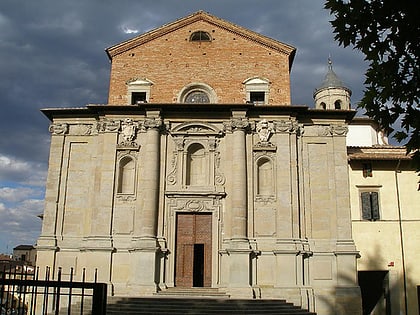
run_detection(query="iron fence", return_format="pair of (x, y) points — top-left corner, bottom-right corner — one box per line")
(0, 266), (107, 315)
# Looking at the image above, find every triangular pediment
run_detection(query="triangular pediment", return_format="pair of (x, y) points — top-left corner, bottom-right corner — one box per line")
(106, 11), (295, 65)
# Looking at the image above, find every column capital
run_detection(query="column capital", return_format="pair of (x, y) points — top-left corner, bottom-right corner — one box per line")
(144, 117), (163, 130)
(224, 118), (250, 133)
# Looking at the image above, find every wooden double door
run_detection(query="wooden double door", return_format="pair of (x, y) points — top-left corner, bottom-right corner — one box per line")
(175, 213), (212, 287)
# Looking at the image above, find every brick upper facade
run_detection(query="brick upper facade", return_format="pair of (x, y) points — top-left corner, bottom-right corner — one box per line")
(106, 11), (295, 105)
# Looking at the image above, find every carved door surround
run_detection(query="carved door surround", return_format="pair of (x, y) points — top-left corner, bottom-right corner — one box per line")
(165, 196), (222, 289)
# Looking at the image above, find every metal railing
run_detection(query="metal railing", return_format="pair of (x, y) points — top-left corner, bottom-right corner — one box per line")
(0, 266), (107, 315)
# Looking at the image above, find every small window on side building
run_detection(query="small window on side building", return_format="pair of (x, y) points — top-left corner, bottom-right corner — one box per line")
(361, 191), (380, 221)
(362, 163), (373, 177)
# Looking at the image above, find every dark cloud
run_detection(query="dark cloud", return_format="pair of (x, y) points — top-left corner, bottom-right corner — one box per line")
(0, 0), (367, 253)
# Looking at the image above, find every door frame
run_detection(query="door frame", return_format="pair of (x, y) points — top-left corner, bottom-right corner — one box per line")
(165, 198), (222, 289)
(175, 212), (212, 287)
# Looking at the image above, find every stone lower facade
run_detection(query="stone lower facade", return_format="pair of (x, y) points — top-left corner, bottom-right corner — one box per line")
(37, 105), (361, 314)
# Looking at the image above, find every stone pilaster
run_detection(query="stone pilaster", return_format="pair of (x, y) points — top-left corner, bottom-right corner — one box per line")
(225, 111), (253, 298)
(130, 110), (162, 294)
(36, 123), (67, 273)
(231, 117), (248, 241)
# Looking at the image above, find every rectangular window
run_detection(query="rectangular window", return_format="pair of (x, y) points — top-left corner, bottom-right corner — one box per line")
(250, 91), (265, 104)
(362, 163), (373, 177)
(131, 92), (147, 104)
(361, 191), (380, 220)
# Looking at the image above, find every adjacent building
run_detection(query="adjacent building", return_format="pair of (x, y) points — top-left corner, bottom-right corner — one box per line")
(12, 245), (36, 266)
(347, 119), (420, 314)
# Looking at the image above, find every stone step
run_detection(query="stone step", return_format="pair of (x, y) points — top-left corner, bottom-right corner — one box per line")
(155, 287), (229, 297)
(106, 297), (317, 315)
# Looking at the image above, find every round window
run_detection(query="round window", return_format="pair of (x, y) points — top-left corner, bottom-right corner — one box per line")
(184, 91), (210, 103)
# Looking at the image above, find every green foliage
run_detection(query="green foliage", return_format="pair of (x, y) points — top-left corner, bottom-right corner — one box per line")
(325, 0), (420, 172)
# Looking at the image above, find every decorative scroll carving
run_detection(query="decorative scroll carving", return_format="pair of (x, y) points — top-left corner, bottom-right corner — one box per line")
(331, 124), (348, 136)
(115, 195), (136, 202)
(255, 195), (276, 204)
(173, 138), (185, 151)
(166, 152), (178, 185)
(98, 119), (120, 133)
(181, 125), (212, 133)
(144, 117), (162, 129)
(186, 200), (205, 212)
(214, 151), (226, 185)
(273, 120), (297, 133)
(168, 198), (221, 215)
(67, 124), (95, 136)
(171, 122), (223, 136)
(231, 118), (250, 130)
(49, 123), (68, 135)
(223, 118), (250, 133)
(208, 138), (217, 151)
(301, 125), (333, 137)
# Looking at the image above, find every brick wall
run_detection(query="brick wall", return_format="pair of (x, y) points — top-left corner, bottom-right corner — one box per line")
(108, 20), (292, 105)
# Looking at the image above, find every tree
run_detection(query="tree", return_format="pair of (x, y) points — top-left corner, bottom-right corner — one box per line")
(325, 0), (420, 172)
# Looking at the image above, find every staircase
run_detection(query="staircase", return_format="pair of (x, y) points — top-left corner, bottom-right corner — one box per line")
(106, 288), (316, 315)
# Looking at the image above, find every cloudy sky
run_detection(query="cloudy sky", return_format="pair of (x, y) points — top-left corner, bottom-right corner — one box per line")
(0, 0), (367, 254)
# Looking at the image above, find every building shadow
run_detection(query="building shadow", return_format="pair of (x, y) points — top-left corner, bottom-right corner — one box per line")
(318, 243), (416, 314)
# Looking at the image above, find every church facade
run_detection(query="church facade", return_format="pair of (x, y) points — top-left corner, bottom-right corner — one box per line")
(37, 11), (362, 314)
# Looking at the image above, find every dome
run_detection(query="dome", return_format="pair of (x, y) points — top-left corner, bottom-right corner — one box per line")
(314, 59), (351, 96)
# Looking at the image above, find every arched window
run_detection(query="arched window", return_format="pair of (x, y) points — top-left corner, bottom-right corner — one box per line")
(334, 100), (342, 109)
(178, 83), (217, 103)
(186, 143), (207, 186)
(117, 156), (135, 194)
(190, 31), (211, 42)
(320, 102), (326, 110)
(257, 157), (274, 195)
(185, 90), (210, 103)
